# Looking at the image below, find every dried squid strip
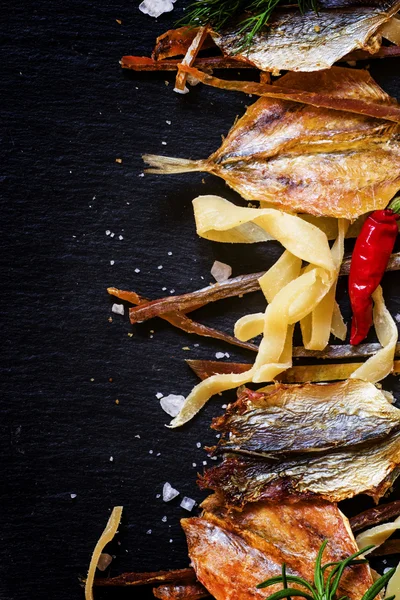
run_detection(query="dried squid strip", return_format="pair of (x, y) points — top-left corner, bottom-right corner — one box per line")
(174, 26), (209, 92)
(186, 358), (400, 383)
(350, 501), (400, 533)
(370, 539), (400, 556)
(178, 65), (400, 123)
(107, 287), (258, 352)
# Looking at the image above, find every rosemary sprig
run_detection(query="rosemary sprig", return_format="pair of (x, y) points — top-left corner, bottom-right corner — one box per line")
(178, 0), (319, 49)
(257, 541), (396, 600)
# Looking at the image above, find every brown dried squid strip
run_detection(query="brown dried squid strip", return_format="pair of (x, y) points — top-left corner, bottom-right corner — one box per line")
(186, 359), (400, 384)
(107, 287), (258, 353)
(178, 65), (400, 123)
(370, 539), (400, 557)
(153, 582), (210, 599)
(350, 501), (400, 533)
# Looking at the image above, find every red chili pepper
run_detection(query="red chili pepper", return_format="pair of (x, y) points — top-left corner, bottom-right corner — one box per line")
(349, 198), (400, 345)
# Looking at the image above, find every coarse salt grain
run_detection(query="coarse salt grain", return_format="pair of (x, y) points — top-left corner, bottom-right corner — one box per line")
(180, 497), (196, 512)
(196, 442), (201, 448)
(139, 0), (176, 18)
(192, 462), (197, 467)
(138, 172), (145, 177)
(134, 268), (140, 273)
(161, 515), (167, 522)
(174, 86), (189, 95)
(211, 260), (232, 283)
(163, 482), (180, 502)
(70, 493), (77, 499)
(168, 251), (172, 256)
(395, 314), (400, 323)
(156, 392), (163, 399)
(109, 456), (114, 462)
(156, 493), (161, 498)
(105, 230), (111, 236)
(112, 303), (124, 316)
(215, 352), (225, 359)
(158, 265), (163, 269)
(162, 287), (167, 291)
(119, 235), (123, 240)
(149, 450), (153, 454)
(161, 141), (167, 146)
(160, 394), (185, 417)
(146, 529), (152, 534)
(202, 461), (207, 466)
(166, 120), (171, 125)
(110, 260), (115, 266)
(169, 538), (173, 543)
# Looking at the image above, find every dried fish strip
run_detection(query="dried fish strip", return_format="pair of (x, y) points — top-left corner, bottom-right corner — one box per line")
(182, 496), (375, 599)
(210, 380), (400, 457)
(200, 429), (400, 505)
(123, 252), (400, 323)
(107, 287), (257, 352)
(350, 500), (400, 532)
(211, 2), (400, 73)
(93, 568), (197, 587)
(186, 358), (400, 383)
(153, 583), (210, 599)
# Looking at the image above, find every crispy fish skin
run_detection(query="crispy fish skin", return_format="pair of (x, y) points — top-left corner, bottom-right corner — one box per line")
(212, 380), (400, 457)
(182, 497), (375, 600)
(212, 1), (400, 73)
(200, 430), (400, 506)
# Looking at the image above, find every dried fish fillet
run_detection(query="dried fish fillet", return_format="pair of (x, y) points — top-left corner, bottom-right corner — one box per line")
(144, 68), (400, 218)
(211, 380), (400, 457)
(200, 429), (400, 506)
(182, 496), (375, 600)
(212, 1), (400, 73)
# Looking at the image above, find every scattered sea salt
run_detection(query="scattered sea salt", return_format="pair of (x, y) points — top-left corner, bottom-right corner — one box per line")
(156, 493), (161, 499)
(138, 172), (145, 177)
(170, 289), (175, 294)
(162, 287), (167, 291)
(168, 251), (172, 256)
(395, 313), (400, 323)
(105, 230), (111, 236)
(112, 303), (124, 316)
(134, 268), (140, 273)
(222, 404), (227, 409)
(202, 461), (207, 466)
(162, 515), (168, 522)
(211, 260), (232, 283)
(160, 394), (185, 417)
(192, 462), (197, 467)
(194, 343), (199, 347)
(215, 352), (225, 359)
(156, 392), (163, 399)
(119, 235), (123, 240)
(139, 0), (176, 18)
(146, 529), (152, 534)
(166, 120), (171, 125)
(180, 497), (196, 512)
(110, 260), (115, 266)
(196, 442), (201, 448)
(174, 86), (189, 95)
(158, 265), (163, 270)
(169, 538), (173, 543)
(110, 232), (115, 238)
(163, 482), (180, 502)
(161, 141), (167, 146)
(70, 493), (77, 499)
(135, 434), (141, 439)
(149, 450), (154, 454)
(109, 456), (114, 462)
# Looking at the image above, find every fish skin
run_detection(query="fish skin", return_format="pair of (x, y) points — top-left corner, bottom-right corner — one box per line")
(211, 380), (400, 457)
(200, 430), (400, 506)
(202, 68), (400, 218)
(182, 496), (375, 600)
(212, 1), (400, 73)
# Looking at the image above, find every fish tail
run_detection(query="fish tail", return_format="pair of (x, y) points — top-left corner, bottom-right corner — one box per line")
(143, 154), (207, 175)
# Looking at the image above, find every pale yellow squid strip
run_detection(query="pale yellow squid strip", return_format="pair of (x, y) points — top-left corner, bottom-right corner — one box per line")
(300, 220), (349, 350)
(350, 285), (398, 383)
(169, 196), (337, 428)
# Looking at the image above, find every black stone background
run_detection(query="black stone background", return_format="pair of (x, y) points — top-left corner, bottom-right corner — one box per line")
(2, 1), (400, 599)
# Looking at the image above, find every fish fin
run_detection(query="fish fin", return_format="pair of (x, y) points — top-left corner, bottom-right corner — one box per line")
(143, 154), (207, 174)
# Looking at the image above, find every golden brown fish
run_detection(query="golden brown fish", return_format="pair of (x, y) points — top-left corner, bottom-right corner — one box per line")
(143, 67), (400, 219)
(182, 494), (376, 600)
(212, 1), (400, 74)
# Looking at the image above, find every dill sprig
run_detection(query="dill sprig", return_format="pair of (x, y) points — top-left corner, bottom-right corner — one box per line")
(178, 0), (319, 49)
(257, 540), (396, 600)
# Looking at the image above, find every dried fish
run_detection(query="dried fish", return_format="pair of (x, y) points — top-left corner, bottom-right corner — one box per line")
(182, 495), (375, 600)
(210, 380), (400, 457)
(200, 428), (400, 505)
(370, 538), (400, 556)
(350, 500), (400, 532)
(211, 1), (400, 74)
(144, 68), (400, 218)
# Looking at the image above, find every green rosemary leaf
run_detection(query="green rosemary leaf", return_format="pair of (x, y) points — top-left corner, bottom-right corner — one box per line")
(282, 564), (292, 600)
(314, 539), (328, 593)
(257, 574), (314, 591)
(361, 567), (396, 600)
(328, 546), (374, 599)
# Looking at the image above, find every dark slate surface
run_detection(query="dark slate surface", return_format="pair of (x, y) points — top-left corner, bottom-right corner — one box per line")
(2, 2), (400, 599)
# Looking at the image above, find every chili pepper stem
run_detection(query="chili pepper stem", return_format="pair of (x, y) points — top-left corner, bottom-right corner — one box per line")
(388, 196), (400, 215)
